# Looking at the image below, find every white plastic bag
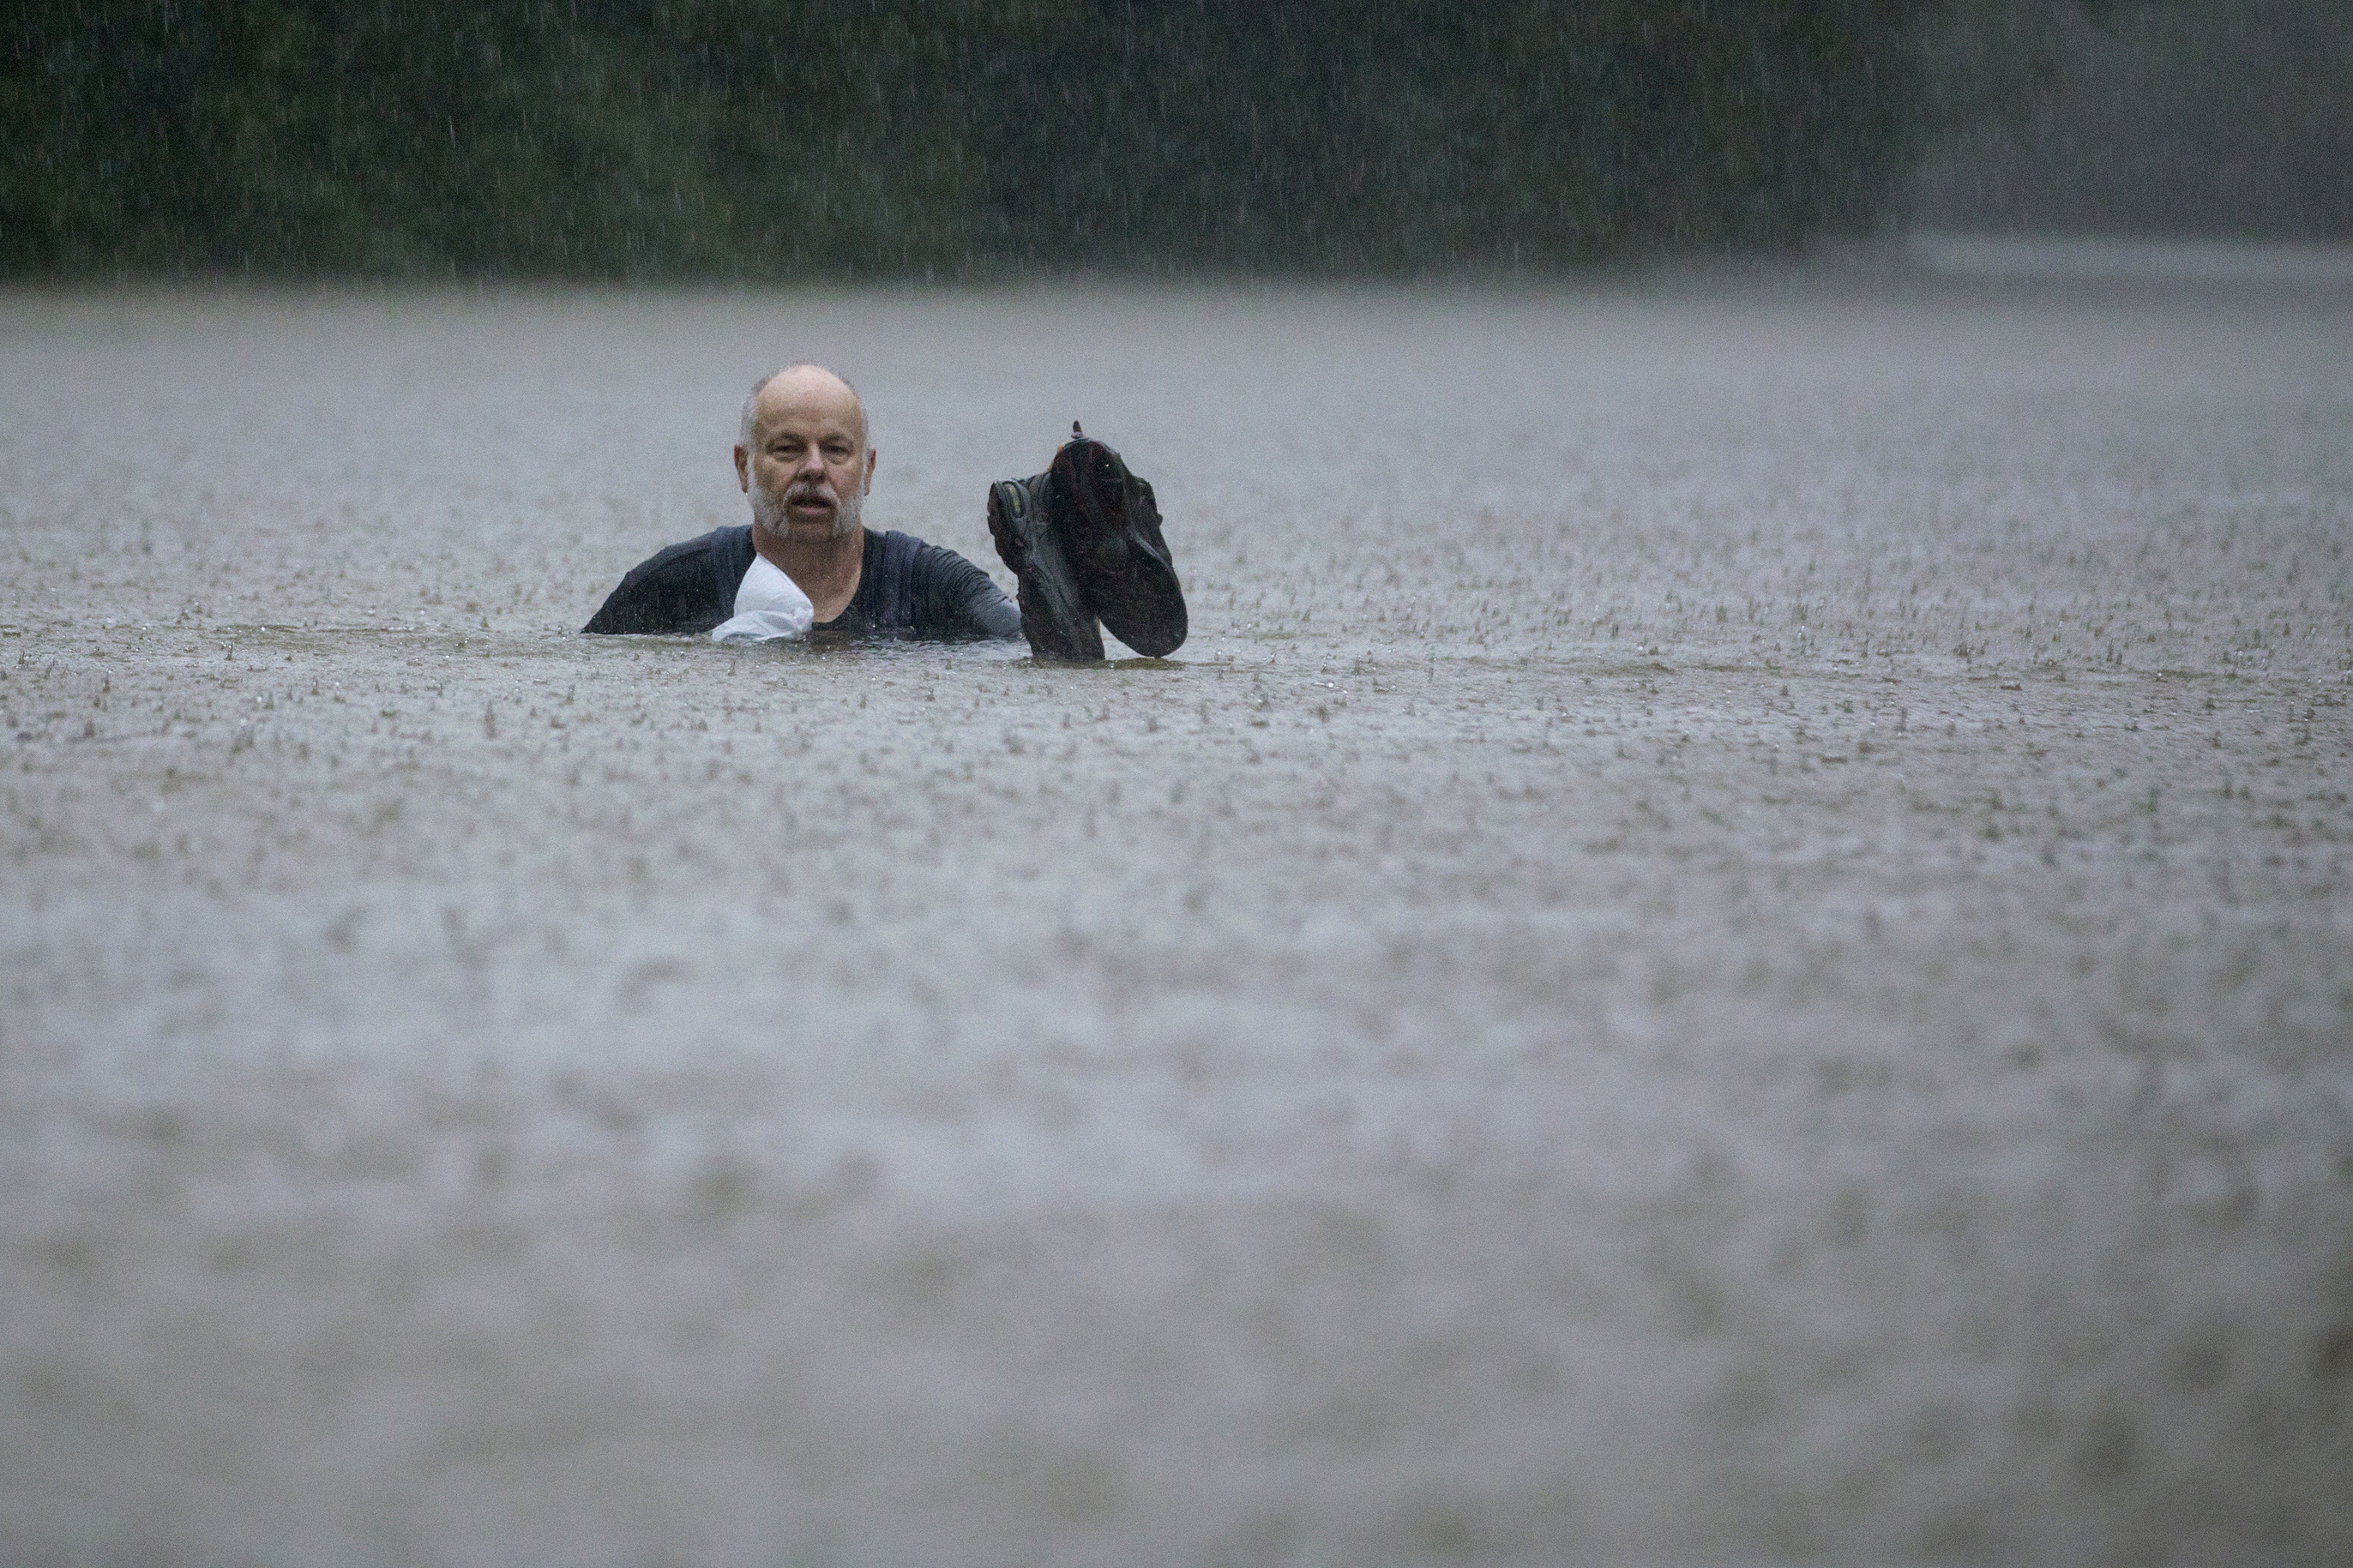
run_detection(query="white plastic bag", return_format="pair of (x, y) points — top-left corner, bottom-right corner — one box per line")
(710, 553), (815, 644)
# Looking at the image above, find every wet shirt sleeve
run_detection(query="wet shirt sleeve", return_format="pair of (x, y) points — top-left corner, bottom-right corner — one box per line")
(910, 543), (1023, 640)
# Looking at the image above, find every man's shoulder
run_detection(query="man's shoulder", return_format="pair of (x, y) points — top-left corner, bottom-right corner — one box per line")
(583, 526), (754, 635)
(886, 529), (980, 574)
(625, 525), (754, 580)
(878, 529), (990, 592)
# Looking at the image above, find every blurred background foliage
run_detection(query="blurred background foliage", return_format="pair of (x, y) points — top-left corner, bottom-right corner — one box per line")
(1, 0), (2341, 279)
(1909, 0), (2353, 239)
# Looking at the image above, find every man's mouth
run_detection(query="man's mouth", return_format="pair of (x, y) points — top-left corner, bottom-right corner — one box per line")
(785, 487), (835, 514)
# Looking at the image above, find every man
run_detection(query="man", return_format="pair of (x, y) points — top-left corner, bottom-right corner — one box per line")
(582, 363), (1184, 659)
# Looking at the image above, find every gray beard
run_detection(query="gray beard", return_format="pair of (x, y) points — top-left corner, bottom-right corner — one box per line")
(751, 481), (861, 540)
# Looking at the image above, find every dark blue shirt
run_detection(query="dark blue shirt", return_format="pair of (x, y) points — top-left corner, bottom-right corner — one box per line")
(583, 526), (1021, 640)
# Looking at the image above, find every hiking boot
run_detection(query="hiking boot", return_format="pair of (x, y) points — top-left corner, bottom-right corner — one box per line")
(987, 469), (1104, 661)
(1048, 428), (1187, 658)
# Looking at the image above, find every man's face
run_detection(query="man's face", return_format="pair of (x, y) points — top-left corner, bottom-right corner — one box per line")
(737, 369), (875, 544)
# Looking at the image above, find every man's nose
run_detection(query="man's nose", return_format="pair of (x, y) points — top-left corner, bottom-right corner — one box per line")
(795, 447), (828, 478)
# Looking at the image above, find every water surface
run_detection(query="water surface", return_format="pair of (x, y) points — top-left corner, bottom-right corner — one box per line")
(3, 278), (2350, 1565)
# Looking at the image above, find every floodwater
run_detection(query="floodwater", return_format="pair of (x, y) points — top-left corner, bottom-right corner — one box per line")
(3, 273), (2349, 1566)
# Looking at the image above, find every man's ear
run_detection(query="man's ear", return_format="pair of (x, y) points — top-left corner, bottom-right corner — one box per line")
(733, 444), (749, 492)
(863, 447), (877, 495)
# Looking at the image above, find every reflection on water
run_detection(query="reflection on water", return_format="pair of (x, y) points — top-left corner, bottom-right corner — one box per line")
(3, 276), (2350, 1565)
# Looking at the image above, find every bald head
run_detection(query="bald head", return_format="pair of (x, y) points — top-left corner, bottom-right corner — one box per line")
(739, 364), (867, 454)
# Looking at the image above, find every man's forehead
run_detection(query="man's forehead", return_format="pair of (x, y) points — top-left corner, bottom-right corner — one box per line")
(754, 368), (865, 441)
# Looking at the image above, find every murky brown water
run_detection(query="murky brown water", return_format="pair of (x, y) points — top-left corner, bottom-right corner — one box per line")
(4, 275), (2350, 1565)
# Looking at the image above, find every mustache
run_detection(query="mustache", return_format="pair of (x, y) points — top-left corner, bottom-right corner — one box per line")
(785, 480), (837, 505)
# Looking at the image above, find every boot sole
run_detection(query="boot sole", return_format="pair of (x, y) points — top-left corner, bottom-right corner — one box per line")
(1050, 442), (1187, 658)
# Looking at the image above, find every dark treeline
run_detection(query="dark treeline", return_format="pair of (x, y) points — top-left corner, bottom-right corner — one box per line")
(1909, 0), (2353, 239)
(9, 1), (1953, 279)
